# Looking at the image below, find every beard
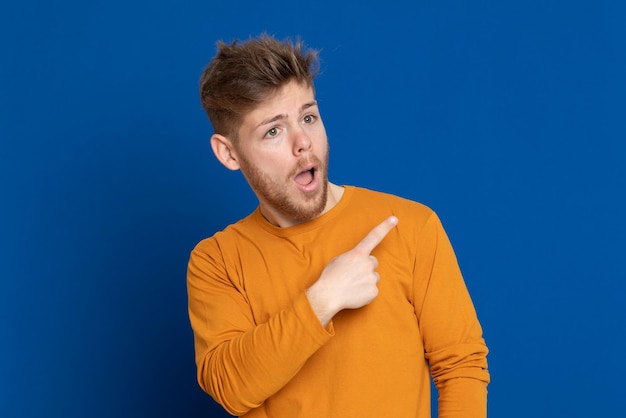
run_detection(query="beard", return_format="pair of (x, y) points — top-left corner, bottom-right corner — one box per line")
(237, 151), (329, 223)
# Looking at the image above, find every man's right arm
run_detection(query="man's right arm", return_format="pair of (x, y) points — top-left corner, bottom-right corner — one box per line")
(187, 242), (333, 416)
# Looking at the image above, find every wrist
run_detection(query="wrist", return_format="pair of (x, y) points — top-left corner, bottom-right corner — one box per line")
(305, 285), (338, 328)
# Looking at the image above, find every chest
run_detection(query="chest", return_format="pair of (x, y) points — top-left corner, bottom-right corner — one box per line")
(225, 232), (417, 326)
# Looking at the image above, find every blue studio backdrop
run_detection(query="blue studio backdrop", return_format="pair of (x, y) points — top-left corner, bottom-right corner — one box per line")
(1, 1), (625, 417)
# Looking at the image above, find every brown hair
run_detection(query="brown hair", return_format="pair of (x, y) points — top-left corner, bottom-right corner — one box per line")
(199, 33), (320, 140)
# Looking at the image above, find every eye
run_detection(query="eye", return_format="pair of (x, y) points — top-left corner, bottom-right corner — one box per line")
(303, 114), (316, 124)
(265, 127), (279, 138)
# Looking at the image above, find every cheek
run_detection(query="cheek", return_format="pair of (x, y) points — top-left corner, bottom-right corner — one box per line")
(257, 154), (292, 176)
(312, 125), (328, 148)
(315, 138), (329, 158)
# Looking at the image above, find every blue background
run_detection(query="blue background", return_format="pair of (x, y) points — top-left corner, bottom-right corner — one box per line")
(1, 1), (625, 417)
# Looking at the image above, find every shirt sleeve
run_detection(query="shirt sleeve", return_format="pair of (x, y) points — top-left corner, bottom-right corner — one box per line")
(187, 238), (334, 416)
(412, 212), (490, 418)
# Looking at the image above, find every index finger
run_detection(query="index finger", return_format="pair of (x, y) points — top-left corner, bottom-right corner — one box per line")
(353, 216), (398, 255)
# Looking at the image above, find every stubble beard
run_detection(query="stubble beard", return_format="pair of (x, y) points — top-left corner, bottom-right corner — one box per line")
(238, 151), (330, 223)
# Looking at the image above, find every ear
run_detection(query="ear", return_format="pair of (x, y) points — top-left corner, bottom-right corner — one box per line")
(210, 133), (241, 171)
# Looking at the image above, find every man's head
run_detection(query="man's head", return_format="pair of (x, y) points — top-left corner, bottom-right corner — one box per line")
(200, 34), (337, 227)
(199, 33), (320, 142)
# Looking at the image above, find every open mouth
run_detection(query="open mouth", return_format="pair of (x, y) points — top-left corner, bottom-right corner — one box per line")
(294, 167), (316, 186)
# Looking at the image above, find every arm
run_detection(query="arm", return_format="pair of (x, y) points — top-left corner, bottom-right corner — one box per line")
(413, 213), (490, 418)
(187, 241), (333, 416)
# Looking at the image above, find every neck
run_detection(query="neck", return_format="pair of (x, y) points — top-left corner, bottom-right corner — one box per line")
(324, 182), (344, 213)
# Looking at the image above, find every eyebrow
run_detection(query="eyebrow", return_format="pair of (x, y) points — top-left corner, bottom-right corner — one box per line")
(255, 100), (318, 129)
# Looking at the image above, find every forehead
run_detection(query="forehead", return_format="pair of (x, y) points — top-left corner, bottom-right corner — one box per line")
(242, 81), (316, 126)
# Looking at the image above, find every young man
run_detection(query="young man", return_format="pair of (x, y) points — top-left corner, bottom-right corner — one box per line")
(188, 34), (490, 417)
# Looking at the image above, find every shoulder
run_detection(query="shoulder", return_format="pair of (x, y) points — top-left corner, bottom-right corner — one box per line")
(191, 211), (260, 257)
(348, 186), (435, 220)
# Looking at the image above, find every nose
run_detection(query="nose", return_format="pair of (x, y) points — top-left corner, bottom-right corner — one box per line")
(292, 127), (312, 156)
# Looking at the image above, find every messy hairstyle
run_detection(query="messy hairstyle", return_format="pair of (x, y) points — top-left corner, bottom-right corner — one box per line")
(199, 33), (320, 141)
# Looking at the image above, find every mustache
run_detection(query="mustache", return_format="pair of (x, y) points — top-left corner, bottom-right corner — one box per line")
(291, 155), (324, 177)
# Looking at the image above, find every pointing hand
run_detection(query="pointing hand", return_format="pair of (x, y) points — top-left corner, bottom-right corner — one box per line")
(306, 216), (398, 326)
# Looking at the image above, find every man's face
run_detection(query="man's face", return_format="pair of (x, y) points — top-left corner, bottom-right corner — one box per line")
(233, 80), (330, 227)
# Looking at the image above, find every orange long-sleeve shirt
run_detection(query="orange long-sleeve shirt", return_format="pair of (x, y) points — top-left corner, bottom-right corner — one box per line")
(187, 186), (489, 417)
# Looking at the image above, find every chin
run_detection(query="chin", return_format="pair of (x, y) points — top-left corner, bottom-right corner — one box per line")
(292, 187), (328, 220)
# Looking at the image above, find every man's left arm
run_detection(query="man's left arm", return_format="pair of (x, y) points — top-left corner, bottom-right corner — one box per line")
(412, 211), (490, 418)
